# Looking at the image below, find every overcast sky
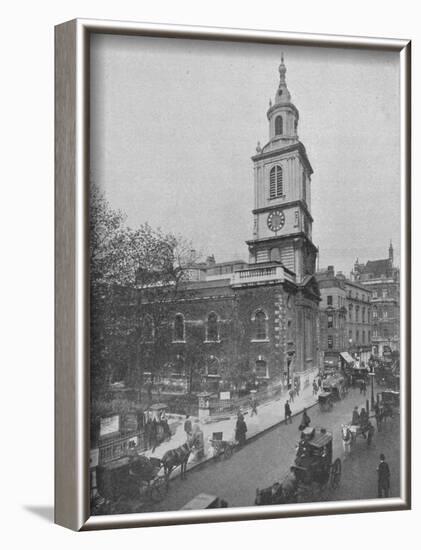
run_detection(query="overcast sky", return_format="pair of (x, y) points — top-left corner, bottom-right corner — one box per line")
(90, 34), (400, 274)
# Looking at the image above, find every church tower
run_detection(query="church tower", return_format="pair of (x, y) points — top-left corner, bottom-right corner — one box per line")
(247, 56), (318, 283)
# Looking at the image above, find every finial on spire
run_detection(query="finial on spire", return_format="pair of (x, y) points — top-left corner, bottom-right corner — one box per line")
(278, 53), (287, 85)
(256, 141), (262, 153)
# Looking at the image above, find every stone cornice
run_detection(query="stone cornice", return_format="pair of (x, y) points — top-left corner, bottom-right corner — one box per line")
(266, 102), (299, 120)
(251, 141), (313, 175)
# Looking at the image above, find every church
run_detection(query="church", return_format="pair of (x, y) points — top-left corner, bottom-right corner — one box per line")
(136, 57), (321, 396)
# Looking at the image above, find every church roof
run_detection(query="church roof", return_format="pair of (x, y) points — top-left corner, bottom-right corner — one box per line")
(362, 258), (392, 277)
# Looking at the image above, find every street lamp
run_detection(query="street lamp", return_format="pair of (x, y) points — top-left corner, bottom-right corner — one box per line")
(368, 370), (376, 410)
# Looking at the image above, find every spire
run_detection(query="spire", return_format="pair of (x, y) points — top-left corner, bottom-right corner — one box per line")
(275, 53), (291, 104)
(389, 240), (393, 265)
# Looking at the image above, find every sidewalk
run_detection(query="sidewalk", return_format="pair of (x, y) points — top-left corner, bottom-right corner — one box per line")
(142, 383), (318, 479)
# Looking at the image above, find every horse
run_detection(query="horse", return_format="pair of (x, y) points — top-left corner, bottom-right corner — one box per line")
(161, 441), (192, 482)
(255, 470), (298, 505)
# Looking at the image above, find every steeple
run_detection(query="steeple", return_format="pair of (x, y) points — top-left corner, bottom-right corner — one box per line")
(265, 54), (299, 148)
(389, 240), (394, 265)
(275, 53), (292, 105)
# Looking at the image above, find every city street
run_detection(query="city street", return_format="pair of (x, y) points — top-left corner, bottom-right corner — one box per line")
(145, 386), (400, 512)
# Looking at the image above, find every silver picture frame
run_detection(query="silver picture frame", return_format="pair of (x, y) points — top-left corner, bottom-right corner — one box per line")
(55, 18), (411, 531)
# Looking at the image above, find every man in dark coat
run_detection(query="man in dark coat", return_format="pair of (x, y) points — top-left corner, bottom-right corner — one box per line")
(377, 453), (391, 497)
(352, 406), (360, 426)
(284, 400), (292, 424)
(235, 413), (247, 446)
(299, 408), (310, 431)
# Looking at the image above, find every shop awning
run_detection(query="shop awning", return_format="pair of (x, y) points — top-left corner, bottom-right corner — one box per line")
(340, 352), (354, 364)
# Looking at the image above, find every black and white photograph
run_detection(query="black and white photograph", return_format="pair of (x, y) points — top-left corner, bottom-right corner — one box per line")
(87, 32), (405, 519)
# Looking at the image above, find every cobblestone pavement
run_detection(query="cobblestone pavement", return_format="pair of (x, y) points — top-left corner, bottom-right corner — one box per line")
(104, 385), (400, 514)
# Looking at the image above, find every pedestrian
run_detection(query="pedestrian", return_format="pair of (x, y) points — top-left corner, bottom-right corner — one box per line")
(284, 400), (292, 424)
(374, 402), (382, 432)
(318, 377), (322, 389)
(149, 418), (158, 453)
(235, 412), (247, 446)
(184, 414), (192, 438)
(351, 406), (360, 426)
(299, 408), (310, 431)
(250, 397), (258, 417)
(377, 453), (391, 497)
(289, 388), (295, 403)
(367, 421), (374, 446)
(313, 380), (318, 395)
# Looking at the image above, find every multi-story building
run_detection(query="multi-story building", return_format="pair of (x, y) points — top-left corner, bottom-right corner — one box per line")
(352, 243), (400, 356)
(316, 266), (372, 369)
(100, 57), (322, 398)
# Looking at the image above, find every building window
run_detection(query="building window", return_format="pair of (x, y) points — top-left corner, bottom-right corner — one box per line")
(255, 359), (268, 378)
(382, 289), (388, 298)
(362, 307), (366, 323)
(368, 330), (371, 341)
(142, 315), (154, 343)
(383, 310), (388, 319)
(270, 247), (281, 262)
(327, 315), (333, 328)
(355, 306), (360, 322)
(294, 210), (299, 227)
(173, 314), (185, 342)
(172, 354), (185, 377)
(356, 330), (359, 343)
(348, 304), (353, 321)
(373, 306), (378, 319)
(269, 165), (283, 198)
(327, 295), (333, 306)
(275, 115), (283, 135)
(373, 290), (378, 299)
(362, 330), (366, 344)
(206, 356), (220, 377)
(349, 329), (353, 341)
(327, 335), (333, 349)
(206, 312), (219, 342)
(254, 309), (268, 341)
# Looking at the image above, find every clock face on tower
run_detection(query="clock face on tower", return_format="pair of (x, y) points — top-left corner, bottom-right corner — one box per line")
(267, 210), (285, 232)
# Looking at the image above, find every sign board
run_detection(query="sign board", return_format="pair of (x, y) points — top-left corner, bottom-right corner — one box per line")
(99, 414), (120, 437)
(90, 448), (99, 468)
(219, 391), (231, 400)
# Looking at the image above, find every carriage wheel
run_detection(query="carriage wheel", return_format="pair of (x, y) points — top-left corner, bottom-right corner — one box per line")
(150, 477), (168, 502)
(223, 445), (233, 460)
(330, 459), (341, 489)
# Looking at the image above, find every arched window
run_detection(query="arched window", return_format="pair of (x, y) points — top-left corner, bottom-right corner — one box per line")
(254, 310), (268, 341)
(269, 165), (283, 198)
(206, 356), (220, 376)
(275, 115), (283, 135)
(142, 315), (154, 343)
(174, 314), (185, 342)
(206, 312), (219, 342)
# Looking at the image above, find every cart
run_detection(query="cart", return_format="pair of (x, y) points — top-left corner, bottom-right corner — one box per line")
(96, 453), (167, 510)
(209, 431), (236, 460)
(293, 427), (342, 493)
(255, 427), (341, 505)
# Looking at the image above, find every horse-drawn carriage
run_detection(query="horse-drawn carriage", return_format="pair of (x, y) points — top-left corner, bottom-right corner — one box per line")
(318, 391), (333, 412)
(255, 427), (341, 505)
(380, 390), (400, 414)
(322, 374), (347, 401)
(96, 453), (168, 512)
(341, 406), (375, 449)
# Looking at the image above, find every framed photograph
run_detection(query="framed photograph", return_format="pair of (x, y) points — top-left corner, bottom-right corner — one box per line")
(55, 18), (411, 531)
